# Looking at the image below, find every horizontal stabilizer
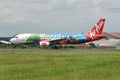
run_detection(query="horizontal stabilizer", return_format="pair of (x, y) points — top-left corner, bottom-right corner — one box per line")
(94, 35), (107, 40)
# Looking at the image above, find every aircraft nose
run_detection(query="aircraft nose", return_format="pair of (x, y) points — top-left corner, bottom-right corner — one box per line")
(10, 38), (17, 44)
(10, 38), (14, 44)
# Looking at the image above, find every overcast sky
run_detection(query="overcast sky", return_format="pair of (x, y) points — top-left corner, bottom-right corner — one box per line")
(0, 0), (120, 36)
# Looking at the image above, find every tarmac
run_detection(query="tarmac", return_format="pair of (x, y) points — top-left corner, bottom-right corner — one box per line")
(0, 48), (120, 52)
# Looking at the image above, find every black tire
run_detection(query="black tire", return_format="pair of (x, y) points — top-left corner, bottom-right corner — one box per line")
(54, 45), (59, 49)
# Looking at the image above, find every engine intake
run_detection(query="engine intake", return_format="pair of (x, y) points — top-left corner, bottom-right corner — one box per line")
(39, 41), (50, 47)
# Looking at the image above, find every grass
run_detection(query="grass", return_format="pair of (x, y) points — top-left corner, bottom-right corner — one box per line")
(0, 49), (120, 80)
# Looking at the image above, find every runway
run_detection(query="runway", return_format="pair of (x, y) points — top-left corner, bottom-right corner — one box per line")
(0, 48), (119, 52)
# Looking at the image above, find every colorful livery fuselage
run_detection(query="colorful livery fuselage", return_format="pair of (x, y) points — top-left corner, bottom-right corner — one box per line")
(10, 33), (88, 44)
(1, 18), (107, 48)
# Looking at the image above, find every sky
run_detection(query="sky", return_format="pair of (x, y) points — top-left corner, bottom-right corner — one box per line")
(0, 0), (120, 36)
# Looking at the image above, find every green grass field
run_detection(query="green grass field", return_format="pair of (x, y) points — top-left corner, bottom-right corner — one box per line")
(0, 49), (120, 80)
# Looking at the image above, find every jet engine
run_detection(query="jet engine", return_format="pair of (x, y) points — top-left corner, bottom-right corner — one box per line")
(39, 41), (50, 47)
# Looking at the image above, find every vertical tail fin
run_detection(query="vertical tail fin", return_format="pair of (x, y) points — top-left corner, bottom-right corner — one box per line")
(86, 18), (106, 41)
(90, 18), (105, 35)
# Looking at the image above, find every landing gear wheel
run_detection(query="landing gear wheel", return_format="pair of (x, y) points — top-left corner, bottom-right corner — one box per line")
(54, 45), (59, 49)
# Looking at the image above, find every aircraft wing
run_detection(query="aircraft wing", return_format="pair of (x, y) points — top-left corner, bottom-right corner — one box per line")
(48, 38), (67, 44)
(0, 40), (11, 44)
(49, 38), (66, 42)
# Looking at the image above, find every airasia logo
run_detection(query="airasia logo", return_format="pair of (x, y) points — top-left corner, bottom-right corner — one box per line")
(89, 20), (104, 39)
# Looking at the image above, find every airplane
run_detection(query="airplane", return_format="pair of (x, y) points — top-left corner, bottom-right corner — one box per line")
(0, 18), (107, 49)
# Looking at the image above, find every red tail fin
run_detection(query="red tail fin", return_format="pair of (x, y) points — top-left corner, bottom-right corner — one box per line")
(86, 18), (106, 41)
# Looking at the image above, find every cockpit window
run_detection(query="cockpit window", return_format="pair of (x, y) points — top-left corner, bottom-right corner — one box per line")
(12, 34), (18, 37)
(14, 36), (18, 38)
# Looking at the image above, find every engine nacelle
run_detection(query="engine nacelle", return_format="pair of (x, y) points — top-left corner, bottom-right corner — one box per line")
(39, 41), (50, 47)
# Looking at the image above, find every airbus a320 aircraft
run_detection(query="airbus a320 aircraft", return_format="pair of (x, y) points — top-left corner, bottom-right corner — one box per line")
(0, 18), (107, 49)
